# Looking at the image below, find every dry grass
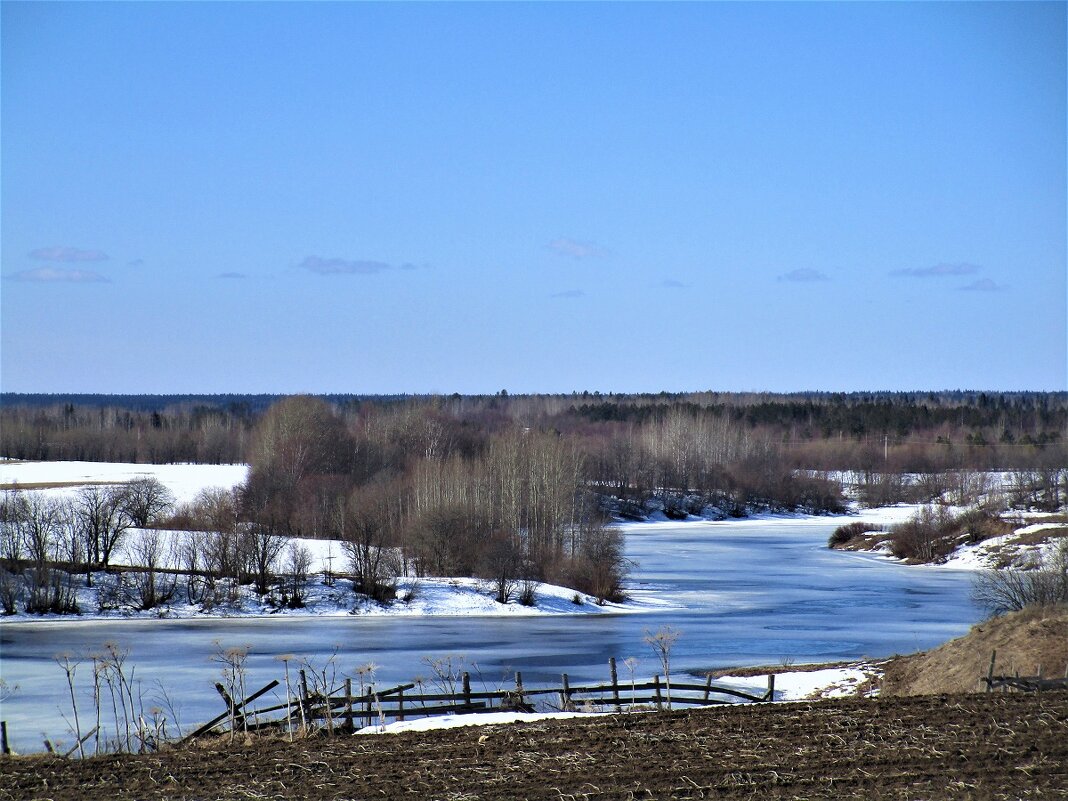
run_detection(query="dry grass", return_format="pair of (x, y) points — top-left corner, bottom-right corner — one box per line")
(882, 605), (1068, 696)
(0, 480), (121, 491)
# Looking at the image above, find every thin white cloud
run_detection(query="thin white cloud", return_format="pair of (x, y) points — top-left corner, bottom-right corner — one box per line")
(551, 289), (586, 298)
(29, 246), (109, 262)
(548, 238), (609, 259)
(6, 267), (110, 283)
(217, 272), (247, 279)
(299, 256), (393, 275)
(959, 278), (1004, 292)
(660, 279), (688, 288)
(891, 262), (981, 278)
(777, 268), (829, 283)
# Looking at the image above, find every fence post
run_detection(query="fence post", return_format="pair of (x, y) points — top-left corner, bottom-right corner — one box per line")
(609, 657), (621, 712)
(653, 674), (662, 710)
(463, 672), (472, 708)
(344, 678), (353, 732)
(766, 674), (775, 701)
(1, 720), (9, 755)
(366, 685), (374, 729)
(299, 669), (310, 724)
(561, 674), (571, 711)
(515, 672), (525, 708)
(703, 674), (712, 703)
(398, 687), (405, 722)
(215, 682), (244, 730)
(986, 650), (996, 693)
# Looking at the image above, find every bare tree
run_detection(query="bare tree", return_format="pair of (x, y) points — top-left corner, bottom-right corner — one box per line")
(243, 527), (287, 595)
(17, 493), (78, 614)
(126, 529), (177, 610)
(338, 485), (400, 603)
(480, 530), (522, 605)
(120, 477), (176, 528)
(284, 541), (313, 607)
(572, 521), (629, 604)
(1, 487), (28, 563)
(73, 485), (133, 578)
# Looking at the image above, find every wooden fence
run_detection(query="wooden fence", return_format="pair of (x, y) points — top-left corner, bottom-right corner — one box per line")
(184, 657), (776, 741)
(981, 649), (1068, 693)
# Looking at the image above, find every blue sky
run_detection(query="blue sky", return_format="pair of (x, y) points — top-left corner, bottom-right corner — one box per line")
(2, 1), (1065, 394)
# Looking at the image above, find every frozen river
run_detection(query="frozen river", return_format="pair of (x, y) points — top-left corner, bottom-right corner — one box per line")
(0, 515), (982, 752)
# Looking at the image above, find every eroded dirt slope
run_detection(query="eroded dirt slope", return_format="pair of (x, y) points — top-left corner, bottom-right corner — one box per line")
(883, 605), (1068, 696)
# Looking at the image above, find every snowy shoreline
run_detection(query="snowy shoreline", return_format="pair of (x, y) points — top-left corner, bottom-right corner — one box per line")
(0, 572), (677, 625)
(4, 459), (1059, 625)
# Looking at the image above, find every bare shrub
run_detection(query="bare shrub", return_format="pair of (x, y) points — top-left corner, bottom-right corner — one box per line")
(828, 521), (880, 548)
(972, 540), (1068, 615)
(0, 567), (22, 615)
(126, 529), (177, 611)
(517, 576), (539, 607)
(889, 505), (956, 562)
(284, 542), (313, 608)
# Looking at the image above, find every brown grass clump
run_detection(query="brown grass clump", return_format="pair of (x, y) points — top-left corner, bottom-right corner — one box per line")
(882, 604), (1068, 696)
(827, 521), (881, 548)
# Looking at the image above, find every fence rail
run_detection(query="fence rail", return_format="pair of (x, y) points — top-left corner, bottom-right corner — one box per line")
(981, 649), (1068, 694)
(182, 657), (777, 742)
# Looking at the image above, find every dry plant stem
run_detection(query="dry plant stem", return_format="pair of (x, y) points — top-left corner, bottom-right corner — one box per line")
(57, 655), (84, 758)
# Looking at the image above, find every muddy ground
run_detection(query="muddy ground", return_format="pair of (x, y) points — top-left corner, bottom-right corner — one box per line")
(3, 691), (1066, 800)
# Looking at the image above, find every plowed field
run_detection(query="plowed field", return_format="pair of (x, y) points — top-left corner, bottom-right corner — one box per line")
(3, 692), (1066, 800)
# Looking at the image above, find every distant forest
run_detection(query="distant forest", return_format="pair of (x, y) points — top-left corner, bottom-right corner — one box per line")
(2, 390), (1065, 471)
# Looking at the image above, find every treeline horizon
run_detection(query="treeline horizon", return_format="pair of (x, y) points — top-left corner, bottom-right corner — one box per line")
(2, 390), (1065, 472)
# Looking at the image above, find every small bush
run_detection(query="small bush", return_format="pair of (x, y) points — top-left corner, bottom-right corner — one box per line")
(972, 540), (1068, 614)
(518, 578), (538, 607)
(888, 506), (1009, 563)
(889, 506), (955, 562)
(828, 522), (880, 548)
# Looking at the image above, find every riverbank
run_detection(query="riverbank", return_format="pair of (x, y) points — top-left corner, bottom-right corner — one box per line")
(829, 507), (1068, 570)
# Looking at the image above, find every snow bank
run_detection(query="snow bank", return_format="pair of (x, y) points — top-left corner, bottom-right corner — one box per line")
(715, 664), (880, 701)
(357, 709), (607, 735)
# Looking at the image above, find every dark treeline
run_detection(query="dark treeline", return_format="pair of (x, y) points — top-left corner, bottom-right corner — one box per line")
(2, 390), (1065, 471)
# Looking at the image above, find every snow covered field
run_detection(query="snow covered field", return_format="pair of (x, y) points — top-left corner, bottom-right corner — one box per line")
(0, 459), (248, 503)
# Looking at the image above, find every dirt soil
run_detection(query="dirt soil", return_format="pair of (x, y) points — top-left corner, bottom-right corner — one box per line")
(883, 605), (1068, 696)
(3, 692), (1066, 800)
